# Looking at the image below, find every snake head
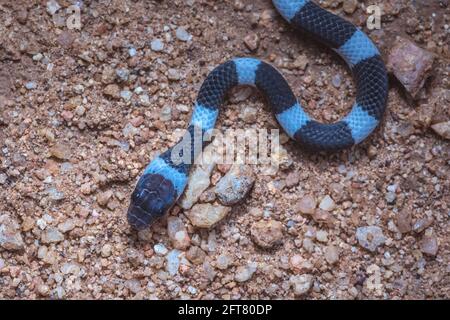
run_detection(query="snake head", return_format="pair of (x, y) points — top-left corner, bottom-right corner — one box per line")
(127, 173), (177, 230)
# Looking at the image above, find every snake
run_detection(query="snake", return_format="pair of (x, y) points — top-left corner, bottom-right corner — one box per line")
(127, 0), (389, 230)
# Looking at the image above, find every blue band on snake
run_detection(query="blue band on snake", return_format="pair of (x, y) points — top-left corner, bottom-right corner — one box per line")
(127, 0), (389, 230)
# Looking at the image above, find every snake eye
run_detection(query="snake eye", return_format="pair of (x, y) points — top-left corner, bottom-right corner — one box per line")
(127, 173), (177, 230)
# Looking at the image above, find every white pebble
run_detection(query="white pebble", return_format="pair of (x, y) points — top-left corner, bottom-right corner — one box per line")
(150, 39), (164, 52)
(153, 243), (168, 256)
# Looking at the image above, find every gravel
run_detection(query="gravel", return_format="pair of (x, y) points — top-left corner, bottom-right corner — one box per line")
(1, 0), (448, 300)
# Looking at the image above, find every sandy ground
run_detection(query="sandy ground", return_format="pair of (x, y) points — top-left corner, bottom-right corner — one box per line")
(0, 0), (449, 299)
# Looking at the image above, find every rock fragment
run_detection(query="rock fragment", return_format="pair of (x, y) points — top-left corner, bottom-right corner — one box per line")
(250, 219), (284, 249)
(387, 37), (434, 98)
(431, 121), (450, 140)
(215, 164), (255, 206)
(167, 217), (190, 250)
(244, 33), (260, 51)
(356, 226), (386, 252)
(319, 195), (336, 211)
(150, 39), (164, 51)
(396, 209), (412, 234)
(0, 215), (25, 251)
(420, 231), (438, 257)
(290, 274), (313, 296)
(296, 195), (316, 215)
(186, 203), (231, 228)
(41, 227), (64, 244)
(179, 143), (217, 209)
(235, 262), (257, 282)
(324, 245), (339, 264)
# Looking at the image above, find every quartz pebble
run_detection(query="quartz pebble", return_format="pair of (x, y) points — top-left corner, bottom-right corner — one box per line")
(413, 218), (433, 234)
(324, 245), (339, 264)
(290, 274), (313, 296)
(0, 215), (25, 251)
(46, 0), (61, 15)
(296, 195), (316, 215)
(216, 254), (233, 270)
(186, 203), (230, 228)
(235, 262), (257, 282)
(150, 39), (164, 51)
(420, 232), (438, 256)
(101, 244), (112, 257)
(316, 230), (328, 243)
(154, 243), (168, 256)
(175, 27), (192, 41)
(167, 217), (190, 250)
(319, 195), (336, 211)
(431, 121), (450, 140)
(179, 143), (217, 209)
(290, 254), (313, 273)
(41, 227), (64, 244)
(58, 219), (75, 233)
(356, 226), (386, 252)
(168, 68), (181, 81)
(166, 250), (181, 276)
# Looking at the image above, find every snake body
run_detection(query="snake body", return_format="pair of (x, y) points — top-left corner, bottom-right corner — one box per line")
(127, 0), (389, 230)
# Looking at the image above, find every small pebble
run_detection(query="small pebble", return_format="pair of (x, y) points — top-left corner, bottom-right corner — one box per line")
(324, 245), (339, 264)
(175, 27), (192, 41)
(150, 39), (164, 52)
(167, 217), (190, 250)
(316, 230), (328, 243)
(250, 219), (284, 249)
(319, 195), (336, 211)
(356, 226), (386, 252)
(215, 165), (255, 206)
(244, 32), (260, 51)
(296, 195), (316, 215)
(290, 274), (313, 296)
(186, 246), (206, 265)
(41, 227), (64, 244)
(420, 234), (438, 257)
(25, 82), (37, 90)
(331, 74), (342, 88)
(235, 262), (257, 282)
(120, 90), (132, 101)
(216, 254), (233, 270)
(154, 243), (168, 256)
(166, 250), (181, 276)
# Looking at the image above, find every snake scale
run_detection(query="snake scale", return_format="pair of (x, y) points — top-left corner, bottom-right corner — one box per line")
(127, 0), (389, 230)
